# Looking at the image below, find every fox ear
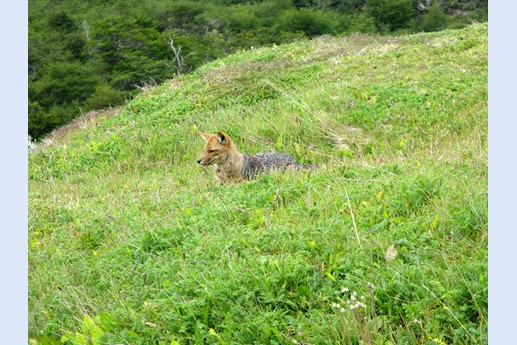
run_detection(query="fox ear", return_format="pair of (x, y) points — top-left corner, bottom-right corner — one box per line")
(200, 132), (210, 141)
(217, 132), (228, 145)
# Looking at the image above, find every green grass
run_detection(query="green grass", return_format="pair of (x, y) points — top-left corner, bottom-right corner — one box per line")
(29, 23), (487, 345)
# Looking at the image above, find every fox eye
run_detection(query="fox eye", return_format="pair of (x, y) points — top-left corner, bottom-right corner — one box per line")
(209, 150), (216, 154)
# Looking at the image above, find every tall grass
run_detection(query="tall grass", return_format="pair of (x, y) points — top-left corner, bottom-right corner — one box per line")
(29, 23), (487, 345)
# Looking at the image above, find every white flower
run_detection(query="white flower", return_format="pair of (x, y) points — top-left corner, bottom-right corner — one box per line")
(340, 308), (346, 314)
(341, 287), (349, 293)
(28, 136), (38, 153)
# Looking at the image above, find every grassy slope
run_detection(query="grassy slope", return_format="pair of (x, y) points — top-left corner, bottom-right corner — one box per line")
(29, 24), (487, 345)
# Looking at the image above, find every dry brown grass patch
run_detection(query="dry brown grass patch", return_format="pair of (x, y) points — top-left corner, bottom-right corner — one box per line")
(38, 106), (122, 150)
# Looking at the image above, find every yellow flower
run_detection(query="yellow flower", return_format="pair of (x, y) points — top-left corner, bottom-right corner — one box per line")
(427, 335), (447, 345)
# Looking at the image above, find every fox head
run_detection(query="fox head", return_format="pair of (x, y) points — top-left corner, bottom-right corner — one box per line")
(197, 131), (235, 166)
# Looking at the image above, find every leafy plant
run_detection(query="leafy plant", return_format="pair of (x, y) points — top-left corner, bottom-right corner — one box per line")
(60, 314), (116, 345)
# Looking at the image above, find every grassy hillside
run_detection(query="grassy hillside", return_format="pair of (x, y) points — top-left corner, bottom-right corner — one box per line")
(29, 23), (487, 345)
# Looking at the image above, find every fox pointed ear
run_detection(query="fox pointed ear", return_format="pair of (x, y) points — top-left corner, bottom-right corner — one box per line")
(217, 132), (228, 145)
(200, 132), (210, 141)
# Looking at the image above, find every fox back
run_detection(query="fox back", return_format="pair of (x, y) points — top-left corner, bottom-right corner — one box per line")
(242, 152), (306, 179)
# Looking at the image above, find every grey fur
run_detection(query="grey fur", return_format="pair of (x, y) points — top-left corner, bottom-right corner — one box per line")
(242, 152), (313, 179)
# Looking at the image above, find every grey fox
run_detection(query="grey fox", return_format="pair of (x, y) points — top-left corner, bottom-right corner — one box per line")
(197, 131), (312, 183)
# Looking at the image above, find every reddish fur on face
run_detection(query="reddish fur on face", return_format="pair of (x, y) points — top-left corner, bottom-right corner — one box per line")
(197, 132), (245, 182)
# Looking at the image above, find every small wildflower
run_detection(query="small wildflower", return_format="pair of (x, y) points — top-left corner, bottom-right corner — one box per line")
(367, 282), (375, 290)
(209, 328), (217, 335)
(428, 336), (447, 345)
(332, 303), (341, 309)
(28, 136), (38, 153)
(350, 295), (357, 301)
(360, 295), (366, 301)
(340, 307), (346, 314)
(352, 291), (358, 297)
(341, 287), (349, 293)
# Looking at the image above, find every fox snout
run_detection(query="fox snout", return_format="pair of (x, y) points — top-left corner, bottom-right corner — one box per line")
(197, 155), (213, 166)
(197, 157), (211, 165)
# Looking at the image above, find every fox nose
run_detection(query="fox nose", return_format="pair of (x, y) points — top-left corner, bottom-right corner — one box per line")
(197, 159), (202, 164)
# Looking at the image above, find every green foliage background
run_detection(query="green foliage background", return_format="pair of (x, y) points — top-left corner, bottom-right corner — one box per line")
(29, 0), (487, 139)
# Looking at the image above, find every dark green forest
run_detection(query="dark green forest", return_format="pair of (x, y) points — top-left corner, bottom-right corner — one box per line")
(29, 0), (487, 139)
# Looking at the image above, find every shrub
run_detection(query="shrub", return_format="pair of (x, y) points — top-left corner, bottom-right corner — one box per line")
(367, 0), (413, 32)
(415, 5), (449, 32)
(275, 9), (340, 37)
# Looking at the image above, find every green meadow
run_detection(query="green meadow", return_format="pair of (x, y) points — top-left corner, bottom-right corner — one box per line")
(29, 23), (487, 344)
